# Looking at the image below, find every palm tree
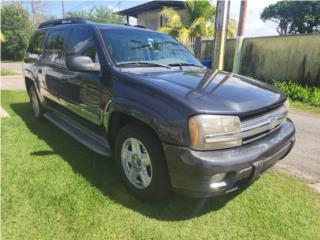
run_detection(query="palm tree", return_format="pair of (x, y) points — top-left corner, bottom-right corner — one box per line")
(159, 0), (215, 44)
(158, 0), (237, 55)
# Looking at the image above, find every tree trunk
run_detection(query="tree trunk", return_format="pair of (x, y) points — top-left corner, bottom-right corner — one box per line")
(194, 36), (201, 59)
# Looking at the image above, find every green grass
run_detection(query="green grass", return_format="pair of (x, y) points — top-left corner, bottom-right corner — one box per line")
(0, 68), (19, 76)
(1, 91), (320, 240)
(1, 60), (22, 63)
(290, 100), (320, 115)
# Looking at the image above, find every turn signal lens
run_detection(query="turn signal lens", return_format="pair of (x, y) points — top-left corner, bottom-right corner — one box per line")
(188, 117), (199, 147)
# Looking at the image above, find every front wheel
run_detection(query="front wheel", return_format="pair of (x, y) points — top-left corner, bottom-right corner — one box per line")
(115, 122), (171, 201)
(28, 85), (44, 119)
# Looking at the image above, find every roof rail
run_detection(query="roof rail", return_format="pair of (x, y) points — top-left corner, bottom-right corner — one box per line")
(134, 25), (146, 29)
(38, 17), (87, 29)
(123, 23), (147, 29)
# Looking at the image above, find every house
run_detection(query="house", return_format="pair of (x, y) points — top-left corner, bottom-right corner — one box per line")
(118, 0), (186, 30)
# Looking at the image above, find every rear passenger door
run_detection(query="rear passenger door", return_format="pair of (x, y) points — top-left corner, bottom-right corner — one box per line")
(63, 28), (103, 125)
(38, 29), (71, 103)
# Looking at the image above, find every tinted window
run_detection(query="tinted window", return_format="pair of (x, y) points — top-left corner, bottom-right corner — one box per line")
(44, 29), (70, 65)
(27, 31), (46, 56)
(100, 29), (201, 67)
(66, 28), (98, 63)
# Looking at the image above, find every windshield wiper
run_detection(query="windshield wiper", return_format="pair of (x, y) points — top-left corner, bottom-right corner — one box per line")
(116, 61), (171, 69)
(168, 63), (204, 68)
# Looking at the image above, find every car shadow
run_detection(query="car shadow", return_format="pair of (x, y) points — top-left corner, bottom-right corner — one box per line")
(11, 102), (247, 221)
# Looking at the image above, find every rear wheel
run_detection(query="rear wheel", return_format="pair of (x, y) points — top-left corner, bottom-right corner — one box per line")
(28, 85), (44, 119)
(115, 122), (171, 201)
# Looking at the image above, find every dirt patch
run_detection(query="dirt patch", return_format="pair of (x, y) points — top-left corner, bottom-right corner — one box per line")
(0, 107), (9, 118)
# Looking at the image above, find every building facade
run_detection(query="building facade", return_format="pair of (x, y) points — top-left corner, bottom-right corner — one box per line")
(118, 1), (186, 30)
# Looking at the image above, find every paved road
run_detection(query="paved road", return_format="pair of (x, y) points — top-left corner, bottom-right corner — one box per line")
(1, 62), (320, 184)
(1, 62), (25, 90)
(1, 62), (22, 73)
(1, 75), (25, 90)
(276, 111), (320, 183)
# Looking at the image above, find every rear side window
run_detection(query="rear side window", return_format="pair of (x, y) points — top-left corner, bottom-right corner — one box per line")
(27, 31), (46, 56)
(43, 29), (70, 65)
(66, 28), (99, 63)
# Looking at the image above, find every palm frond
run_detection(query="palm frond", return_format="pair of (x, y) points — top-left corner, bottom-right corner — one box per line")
(160, 7), (182, 27)
(185, 0), (215, 25)
(177, 27), (191, 43)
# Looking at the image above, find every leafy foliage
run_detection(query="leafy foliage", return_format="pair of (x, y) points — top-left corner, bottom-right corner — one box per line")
(275, 80), (320, 107)
(261, 1), (320, 35)
(158, 0), (237, 44)
(1, 4), (34, 60)
(66, 7), (126, 24)
(158, 0), (215, 43)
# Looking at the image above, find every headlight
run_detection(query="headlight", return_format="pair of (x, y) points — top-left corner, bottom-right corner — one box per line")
(188, 115), (241, 150)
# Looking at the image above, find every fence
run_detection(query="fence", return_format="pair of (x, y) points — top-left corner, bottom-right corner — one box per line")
(198, 34), (320, 86)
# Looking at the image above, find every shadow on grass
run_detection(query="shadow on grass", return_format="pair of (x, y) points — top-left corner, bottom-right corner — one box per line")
(12, 102), (246, 221)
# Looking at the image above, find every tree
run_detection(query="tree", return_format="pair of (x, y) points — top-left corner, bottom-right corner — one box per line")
(261, 1), (320, 35)
(29, 0), (48, 26)
(158, 0), (237, 45)
(1, 4), (34, 60)
(158, 0), (216, 43)
(66, 7), (126, 24)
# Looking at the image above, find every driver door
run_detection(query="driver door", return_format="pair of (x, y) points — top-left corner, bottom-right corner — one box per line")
(62, 28), (103, 125)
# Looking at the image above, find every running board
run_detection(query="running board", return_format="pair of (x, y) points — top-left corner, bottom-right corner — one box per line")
(44, 111), (112, 156)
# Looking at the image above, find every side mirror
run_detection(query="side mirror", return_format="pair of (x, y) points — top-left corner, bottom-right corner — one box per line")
(66, 55), (100, 72)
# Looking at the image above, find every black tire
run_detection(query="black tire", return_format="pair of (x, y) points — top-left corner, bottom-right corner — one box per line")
(28, 85), (44, 119)
(115, 122), (171, 201)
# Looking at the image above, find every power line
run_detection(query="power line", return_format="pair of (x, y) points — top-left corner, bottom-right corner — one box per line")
(66, 1), (93, 13)
(66, 1), (90, 12)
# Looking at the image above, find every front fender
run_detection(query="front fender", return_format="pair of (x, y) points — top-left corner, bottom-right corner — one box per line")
(102, 96), (189, 146)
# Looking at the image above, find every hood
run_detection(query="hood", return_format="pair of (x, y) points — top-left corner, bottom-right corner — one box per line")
(123, 69), (286, 117)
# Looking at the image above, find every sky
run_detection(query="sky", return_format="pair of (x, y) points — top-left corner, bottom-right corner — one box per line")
(7, 0), (280, 37)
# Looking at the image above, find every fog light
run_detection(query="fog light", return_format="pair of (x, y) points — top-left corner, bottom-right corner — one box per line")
(211, 173), (227, 183)
(210, 181), (227, 190)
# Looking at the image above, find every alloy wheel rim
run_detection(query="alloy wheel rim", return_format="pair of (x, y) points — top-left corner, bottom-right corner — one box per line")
(121, 137), (152, 189)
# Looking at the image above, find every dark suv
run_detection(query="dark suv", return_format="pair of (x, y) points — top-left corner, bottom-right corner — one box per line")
(23, 17), (295, 200)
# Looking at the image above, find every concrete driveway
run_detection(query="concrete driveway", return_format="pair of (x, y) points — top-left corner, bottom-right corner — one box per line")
(1, 62), (22, 73)
(1, 62), (320, 185)
(1, 62), (25, 90)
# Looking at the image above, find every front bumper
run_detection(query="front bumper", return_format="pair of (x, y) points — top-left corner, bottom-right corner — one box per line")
(163, 119), (295, 197)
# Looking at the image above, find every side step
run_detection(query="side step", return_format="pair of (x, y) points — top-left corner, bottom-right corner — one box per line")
(44, 111), (112, 156)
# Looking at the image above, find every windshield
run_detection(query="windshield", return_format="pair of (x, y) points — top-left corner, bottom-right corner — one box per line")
(99, 28), (202, 68)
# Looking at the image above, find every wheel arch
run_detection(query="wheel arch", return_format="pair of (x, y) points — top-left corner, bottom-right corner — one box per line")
(106, 110), (160, 149)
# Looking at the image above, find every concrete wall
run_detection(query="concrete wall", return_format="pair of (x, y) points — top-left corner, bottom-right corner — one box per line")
(200, 34), (320, 86)
(137, 10), (160, 30)
(137, 9), (187, 31)
(200, 39), (235, 72)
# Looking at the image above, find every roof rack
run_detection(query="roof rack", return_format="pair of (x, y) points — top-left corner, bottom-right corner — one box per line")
(134, 25), (146, 29)
(38, 17), (87, 29)
(123, 23), (146, 29)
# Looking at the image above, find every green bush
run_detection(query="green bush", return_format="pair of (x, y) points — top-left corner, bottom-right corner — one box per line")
(1, 4), (34, 60)
(274, 80), (320, 107)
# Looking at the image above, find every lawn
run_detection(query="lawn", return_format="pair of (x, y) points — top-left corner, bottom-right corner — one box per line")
(290, 100), (320, 115)
(1, 91), (320, 240)
(0, 68), (19, 76)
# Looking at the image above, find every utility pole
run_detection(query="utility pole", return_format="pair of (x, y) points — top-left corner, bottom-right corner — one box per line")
(212, 0), (230, 70)
(61, 0), (65, 18)
(233, 0), (248, 73)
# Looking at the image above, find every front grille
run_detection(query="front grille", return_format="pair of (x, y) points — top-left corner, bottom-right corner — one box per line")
(240, 105), (288, 144)
(204, 105), (288, 146)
